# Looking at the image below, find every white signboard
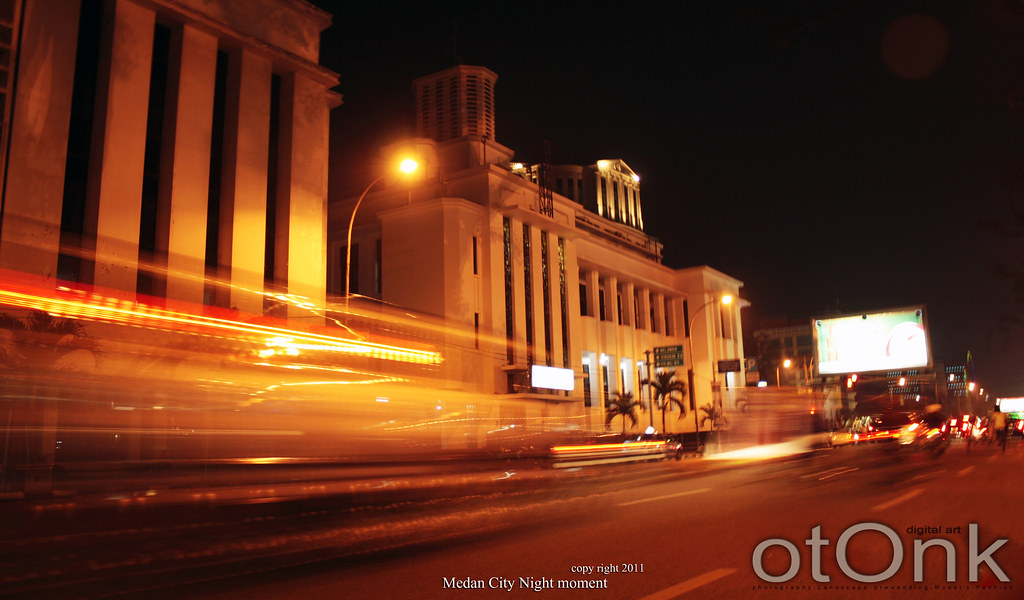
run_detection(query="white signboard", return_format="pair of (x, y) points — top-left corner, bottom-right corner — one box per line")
(813, 307), (931, 375)
(531, 365), (575, 391)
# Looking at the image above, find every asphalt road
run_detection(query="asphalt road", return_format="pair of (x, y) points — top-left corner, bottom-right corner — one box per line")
(152, 439), (1024, 600)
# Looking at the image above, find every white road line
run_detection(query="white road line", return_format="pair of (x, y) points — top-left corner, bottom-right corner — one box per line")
(617, 488), (710, 507)
(801, 466), (848, 479)
(818, 467), (859, 481)
(637, 567), (738, 600)
(957, 465), (976, 477)
(872, 488), (923, 511)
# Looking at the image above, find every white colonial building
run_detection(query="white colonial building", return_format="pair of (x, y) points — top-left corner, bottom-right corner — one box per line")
(329, 64), (747, 436)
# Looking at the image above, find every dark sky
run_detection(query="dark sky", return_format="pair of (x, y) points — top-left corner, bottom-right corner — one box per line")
(311, 0), (1024, 397)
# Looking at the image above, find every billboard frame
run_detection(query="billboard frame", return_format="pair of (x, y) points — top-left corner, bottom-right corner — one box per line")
(811, 305), (932, 377)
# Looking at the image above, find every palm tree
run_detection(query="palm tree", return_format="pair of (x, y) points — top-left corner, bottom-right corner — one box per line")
(700, 400), (728, 434)
(642, 371), (688, 433)
(700, 400), (730, 452)
(0, 310), (102, 373)
(605, 390), (641, 435)
(0, 310), (102, 493)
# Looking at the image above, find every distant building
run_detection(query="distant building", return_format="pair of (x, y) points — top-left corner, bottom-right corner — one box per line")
(329, 64), (746, 435)
(0, 0), (339, 318)
(752, 320), (815, 386)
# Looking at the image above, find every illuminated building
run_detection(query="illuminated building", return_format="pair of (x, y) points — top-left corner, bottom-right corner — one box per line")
(329, 64), (746, 435)
(0, 0), (339, 319)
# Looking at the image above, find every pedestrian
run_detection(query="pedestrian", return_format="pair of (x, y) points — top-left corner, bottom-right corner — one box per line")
(992, 406), (1008, 454)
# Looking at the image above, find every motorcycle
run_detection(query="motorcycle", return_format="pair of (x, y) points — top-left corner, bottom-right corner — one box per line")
(894, 417), (950, 458)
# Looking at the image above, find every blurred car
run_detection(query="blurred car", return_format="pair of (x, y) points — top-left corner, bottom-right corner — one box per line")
(895, 410), (950, 457)
(550, 433), (683, 466)
(829, 410), (914, 447)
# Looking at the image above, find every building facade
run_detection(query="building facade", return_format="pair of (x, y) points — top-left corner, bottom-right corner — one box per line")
(329, 65), (746, 436)
(0, 0), (339, 317)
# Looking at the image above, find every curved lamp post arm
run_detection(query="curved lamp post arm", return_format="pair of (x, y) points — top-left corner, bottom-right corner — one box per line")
(345, 175), (385, 304)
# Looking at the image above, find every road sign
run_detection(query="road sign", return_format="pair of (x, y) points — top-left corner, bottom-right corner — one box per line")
(654, 345), (685, 368)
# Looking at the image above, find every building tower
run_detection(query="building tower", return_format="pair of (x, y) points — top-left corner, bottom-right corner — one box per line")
(413, 65), (496, 143)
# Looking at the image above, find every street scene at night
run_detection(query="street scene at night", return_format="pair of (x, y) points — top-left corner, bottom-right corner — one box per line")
(1, 0), (1023, 599)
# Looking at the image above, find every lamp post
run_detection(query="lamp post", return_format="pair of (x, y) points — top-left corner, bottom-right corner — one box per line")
(687, 294), (732, 443)
(776, 358), (792, 387)
(345, 158), (418, 306)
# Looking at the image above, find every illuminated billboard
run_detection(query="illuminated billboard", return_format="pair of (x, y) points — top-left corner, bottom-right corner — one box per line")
(813, 307), (931, 375)
(997, 398), (1024, 414)
(531, 365), (575, 391)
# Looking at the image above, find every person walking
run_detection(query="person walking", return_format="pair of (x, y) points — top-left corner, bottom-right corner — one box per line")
(992, 406), (1008, 454)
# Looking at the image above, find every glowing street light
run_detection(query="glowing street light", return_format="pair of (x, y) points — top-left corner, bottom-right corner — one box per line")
(777, 358), (792, 387)
(345, 158), (419, 304)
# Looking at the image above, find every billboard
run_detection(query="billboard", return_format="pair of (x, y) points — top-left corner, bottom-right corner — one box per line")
(813, 306), (931, 375)
(531, 365), (575, 391)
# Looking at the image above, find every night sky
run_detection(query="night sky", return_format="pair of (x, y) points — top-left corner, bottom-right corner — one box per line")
(312, 0), (1024, 396)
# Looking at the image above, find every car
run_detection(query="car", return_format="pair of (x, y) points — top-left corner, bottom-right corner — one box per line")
(829, 410), (914, 447)
(550, 433), (683, 466)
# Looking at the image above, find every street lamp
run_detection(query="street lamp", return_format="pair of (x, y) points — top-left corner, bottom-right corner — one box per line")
(776, 358), (792, 387)
(345, 158), (419, 305)
(687, 294), (732, 443)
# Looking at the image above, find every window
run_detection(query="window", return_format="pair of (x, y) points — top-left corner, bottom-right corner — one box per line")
(472, 236), (478, 275)
(503, 217), (514, 363)
(579, 281), (588, 316)
(523, 224), (534, 365)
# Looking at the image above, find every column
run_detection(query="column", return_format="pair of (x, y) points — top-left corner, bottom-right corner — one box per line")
(0, 0), (81, 280)
(157, 24), (217, 308)
(276, 72), (330, 321)
(583, 269), (599, 319)
(221, 49), (271, 314)
(84, 0), (155, 296)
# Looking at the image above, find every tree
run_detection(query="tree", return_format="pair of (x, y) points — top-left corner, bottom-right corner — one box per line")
(0, 310), (101, 494)
(605, 390), (641, 435)
(642, 371), (687, 433)
(699, 400), (728, 434)
(0, 310), (102, 374)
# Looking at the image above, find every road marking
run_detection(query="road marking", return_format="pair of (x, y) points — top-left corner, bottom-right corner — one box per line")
(637, 567), (737, 600)
(817, 467), (859, 481)
(957, 465), (975, 477)
(872, 488), (923, 511)
(618, 488), (710, 507)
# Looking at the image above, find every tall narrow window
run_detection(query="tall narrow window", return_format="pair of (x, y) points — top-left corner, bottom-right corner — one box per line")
(346, 244), (359, 295)
(579, 281), (588, 316)
(138, 24), (171, 298)
(264, 73), (281, 291)
(503, 217), (514, 363)
(600, 178), (607, 217)
(599, 287), (606, 322)
(612, 180), (620, 222)
(558, 238), (568, 367)
(474, 313), (480, 349)
(59, 0), (104, 284)
(203, 49), (228, 306)
(523, 224), (534, 365)
(583, 363), (592, 408)
(472, 236), (478, 275)
(541, 233), (552, 365)
(375, 238), (382, 294)
(683, 300), (690, 337)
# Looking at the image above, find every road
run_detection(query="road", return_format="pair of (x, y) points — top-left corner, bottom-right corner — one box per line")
(133, 439), (1023, 600)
